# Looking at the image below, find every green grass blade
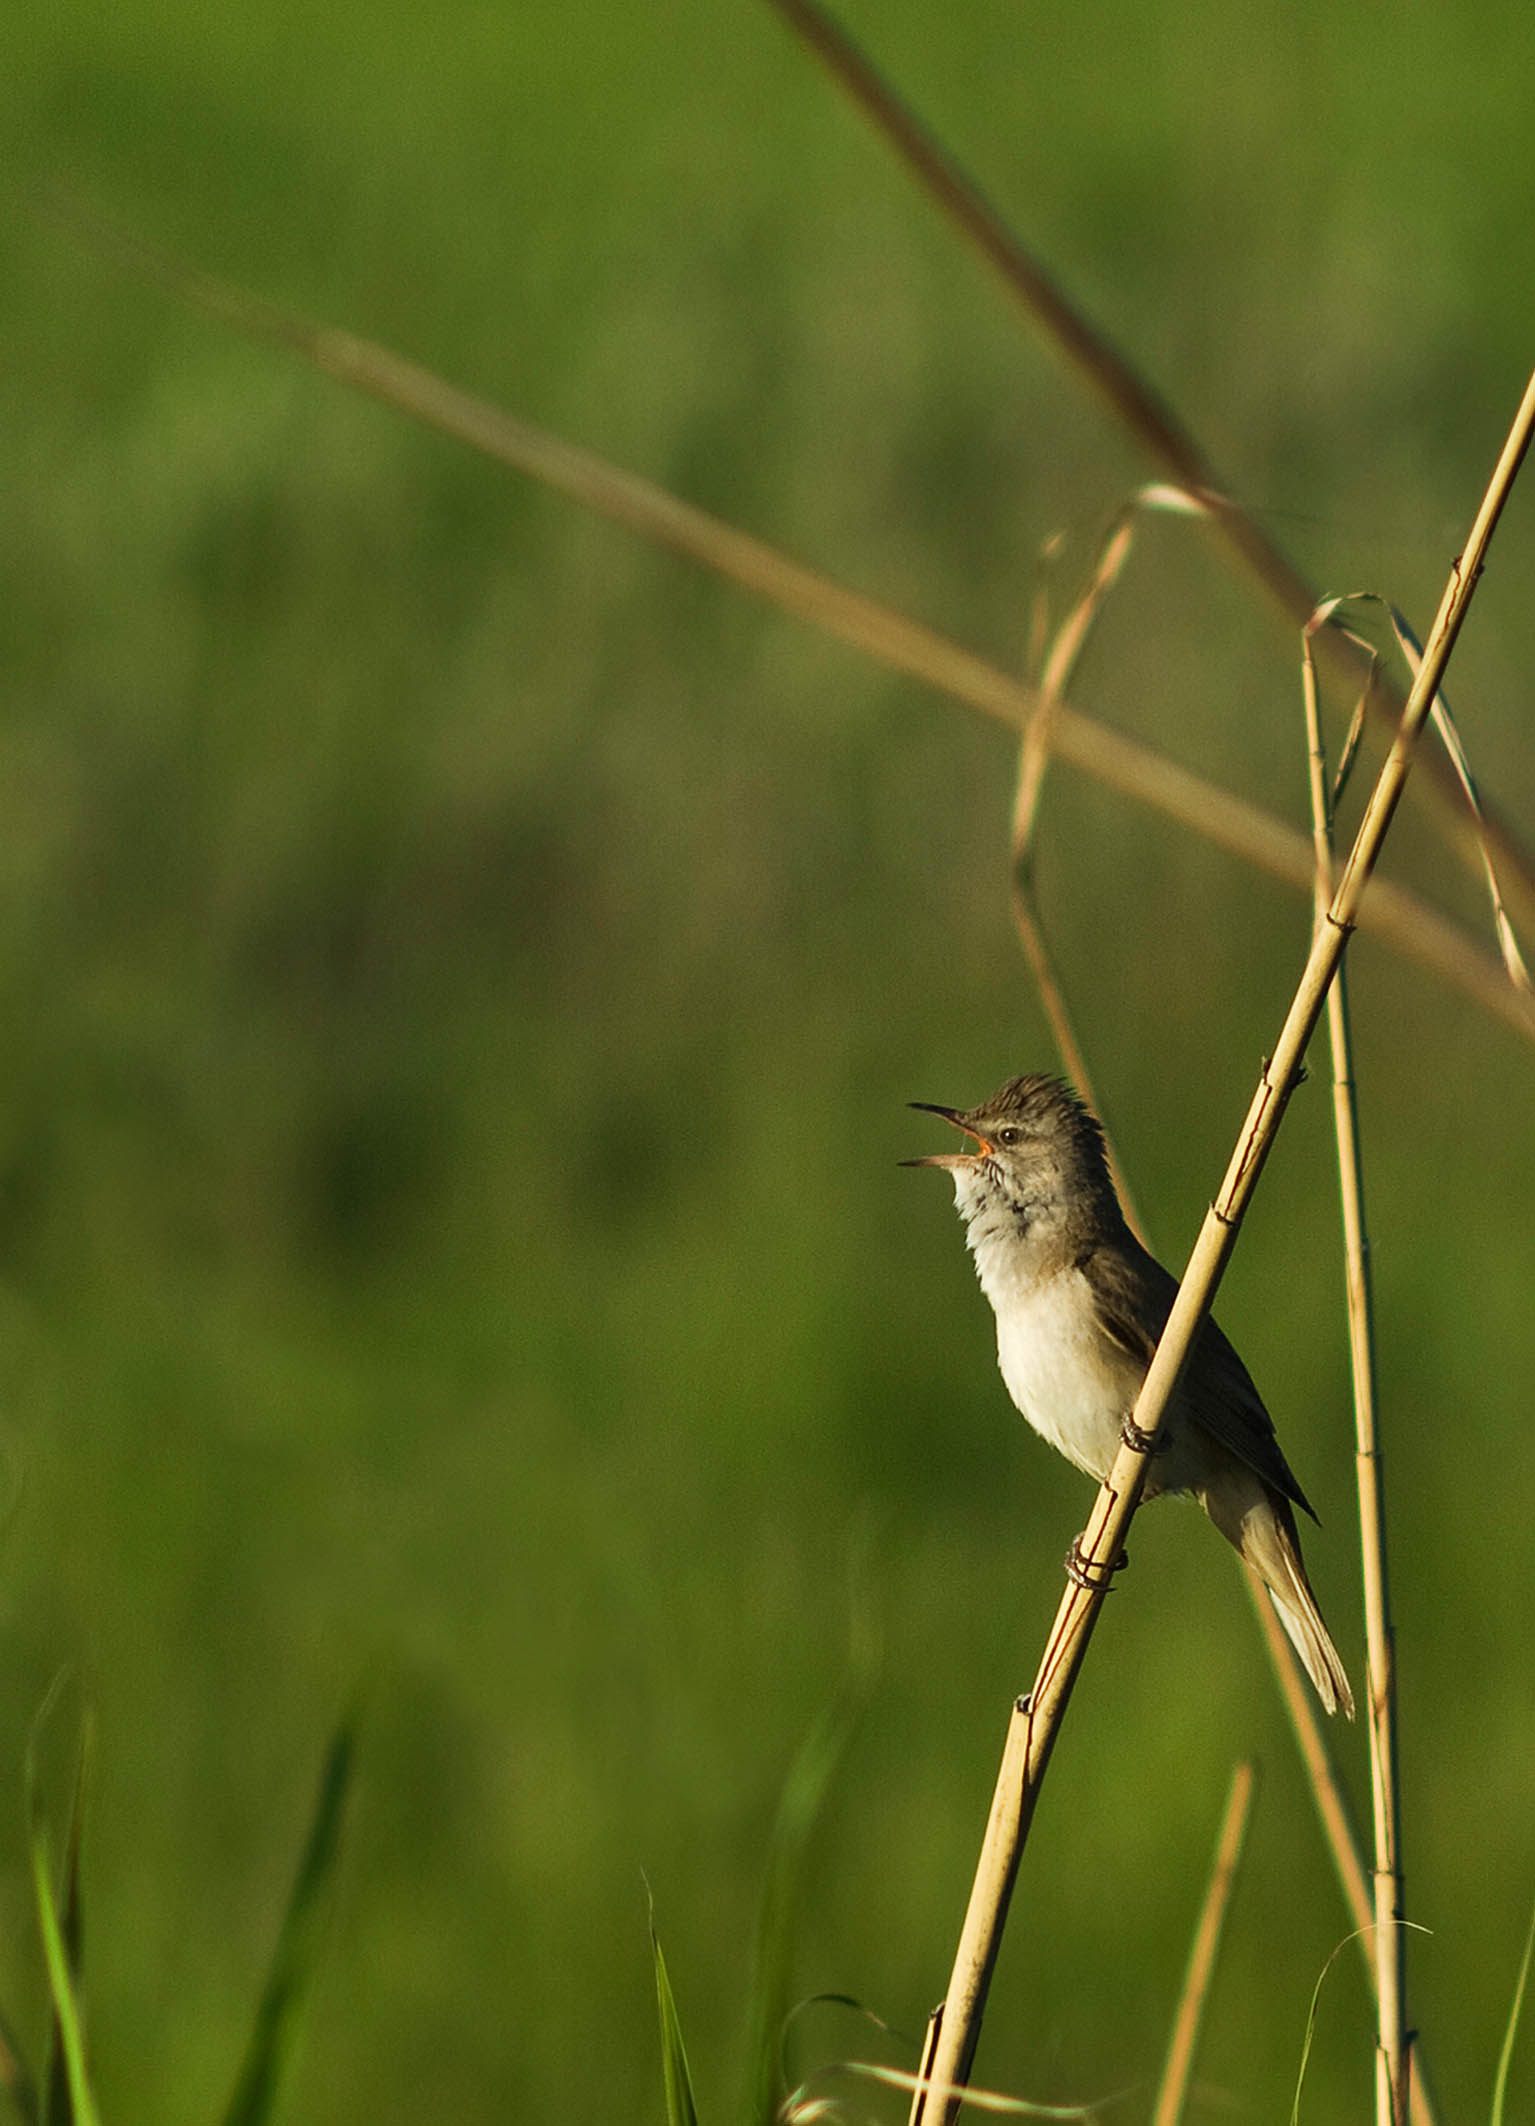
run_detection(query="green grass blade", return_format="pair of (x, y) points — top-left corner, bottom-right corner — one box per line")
(29, 1847), (97, 2126)
(649, 1911), (702, 2126)
(41, 1717), (93, 2126)
(1288, 1922), (1429, 2126)
(25, 1817), (99, 2126)
(23, 1695), (96, 2126)
(1288, 1928), (1366, 2126)
(1491, 1893), (1535, 2126)
(745, 1605), (878, 2126)
(221, 1715), (357, 2126)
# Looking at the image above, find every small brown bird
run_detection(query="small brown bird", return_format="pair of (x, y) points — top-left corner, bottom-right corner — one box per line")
(907, 1073), (1353, 1717)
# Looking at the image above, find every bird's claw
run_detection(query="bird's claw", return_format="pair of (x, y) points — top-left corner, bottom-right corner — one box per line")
(1121, 1415), (1173, 1455)
(1063, 1537), (1128, 1591)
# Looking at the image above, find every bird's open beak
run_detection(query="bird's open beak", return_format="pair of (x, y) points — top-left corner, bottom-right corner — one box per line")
(900, 1101), (994, 1168)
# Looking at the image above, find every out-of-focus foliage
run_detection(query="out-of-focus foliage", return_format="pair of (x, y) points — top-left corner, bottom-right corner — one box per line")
(1, 1), (1532, 2120)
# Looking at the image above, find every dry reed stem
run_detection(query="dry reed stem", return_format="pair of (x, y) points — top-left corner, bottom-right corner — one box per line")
(907, 367), (1535, 2126)
(1425, 699), (1532, 992)
(1009, 890), (1441, 2123)
(1011, 507), (1434, 2121)
(1395, 623), (1529, 992)
(1006, 897), (1443, 2126)
(35, 188), (1534, 1047)
(760, 0), (1535, 934)
(1245, 1578), (1441, 2126)
(1149, 1760), (1257, 2126)
(1010, 839), (1439, 2121)
(1302, 624), (1410, 2126)
(1013, 511), (1138, 848)
(1245, 1575), (1368, 1941)
(1315, 593), (1530, 993)
(1008, 514), (1146, 1236)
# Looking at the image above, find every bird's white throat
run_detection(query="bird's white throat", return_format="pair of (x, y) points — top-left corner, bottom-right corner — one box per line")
(945, 1161), (1128, 1478)
(946, 1161), (1063, 1310)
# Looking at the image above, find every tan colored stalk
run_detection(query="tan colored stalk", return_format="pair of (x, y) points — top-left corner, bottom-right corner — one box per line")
(1003, 926), (1444, 2124)
(37, 189), (1534, 1044)
(1247, 1586), (1440, 2126)
(908, 369), (1535, 2126)
(761, 0), (1535, 934)
(1302, 627), (1409, 2126)
(1012, 528), (1439, 2123)
(1009, 520), (1433, 2126)
(1007, 921), (1444, 2122)
(1010, 515), (1147, 1234)
(1013, 514), (1138, 847)
(1150, 1761), (1257, 2126)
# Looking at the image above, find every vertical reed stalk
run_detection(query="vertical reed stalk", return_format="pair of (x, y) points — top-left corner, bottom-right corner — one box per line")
(1247, 1576), (1438, 2126)
(1150, 1761), (1258, 2126)
(1302, 631), (1409, 2126)
(907, 368), (1535, 2126)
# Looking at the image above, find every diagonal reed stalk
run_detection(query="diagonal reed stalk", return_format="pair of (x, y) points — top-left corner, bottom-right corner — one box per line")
(906, 369), (1535, 2126)
(1012, 522), (1440, 2126)
(1301, 619), (1409, 2126)
(1150, 1760), (1258, 2126)
(761, 0), (1535, 937)
(32, 186), (1534, 1047)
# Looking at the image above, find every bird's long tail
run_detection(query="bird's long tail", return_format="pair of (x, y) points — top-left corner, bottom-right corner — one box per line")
(1208, 1486), (1355, 1719)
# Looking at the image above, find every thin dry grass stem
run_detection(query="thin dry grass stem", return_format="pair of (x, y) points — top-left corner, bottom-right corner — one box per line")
(852, 2058), (1100, 2119)
(1302, 622), (1410, 2126)
(913, 2010), (946, 2123)
(1246, 1576), (1367, 1939)
(35, 187), (1534, 1045)
(1245, 1578), (1440, 2126)
(907, 369), (1535, 2126)
(1328, 638), (1380, 808)
(1005, 875), (1149, 1245)
(760, 0), (1535, 932)
(1014, 510), (1137, 847)
(1150, 1760), (1257, 2126)
(1427, 702), (1532, 991)
(1024, 533), (1066, 692)
(1376, 603), (1529, 992)
(1315, 593), (1530, 992)
(1009, 511), (1150, 1240)
(1007, 485), (1255, 1242)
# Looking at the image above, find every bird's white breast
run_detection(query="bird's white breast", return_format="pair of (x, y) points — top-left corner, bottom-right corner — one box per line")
(949, 1163), (1140, 1483)
(990, 1266), (1131, 1482)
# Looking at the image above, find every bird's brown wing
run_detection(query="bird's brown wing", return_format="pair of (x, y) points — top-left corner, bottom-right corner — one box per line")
(1086, 1234), (1318, 1521)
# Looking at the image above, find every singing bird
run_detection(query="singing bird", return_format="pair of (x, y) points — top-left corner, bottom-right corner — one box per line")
(907, 1073), (1353, 1717)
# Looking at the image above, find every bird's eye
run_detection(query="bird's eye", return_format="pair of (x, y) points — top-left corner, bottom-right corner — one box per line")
(996, 1127), (1020, 1146)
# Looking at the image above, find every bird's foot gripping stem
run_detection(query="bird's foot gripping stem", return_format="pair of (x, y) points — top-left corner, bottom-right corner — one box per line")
(1120, 1415), (1172, 1456)
(1063, 1537), (1128, 1592)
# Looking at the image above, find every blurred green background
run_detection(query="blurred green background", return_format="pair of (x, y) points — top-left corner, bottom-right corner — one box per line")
(2, 0), (1533, 2119)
